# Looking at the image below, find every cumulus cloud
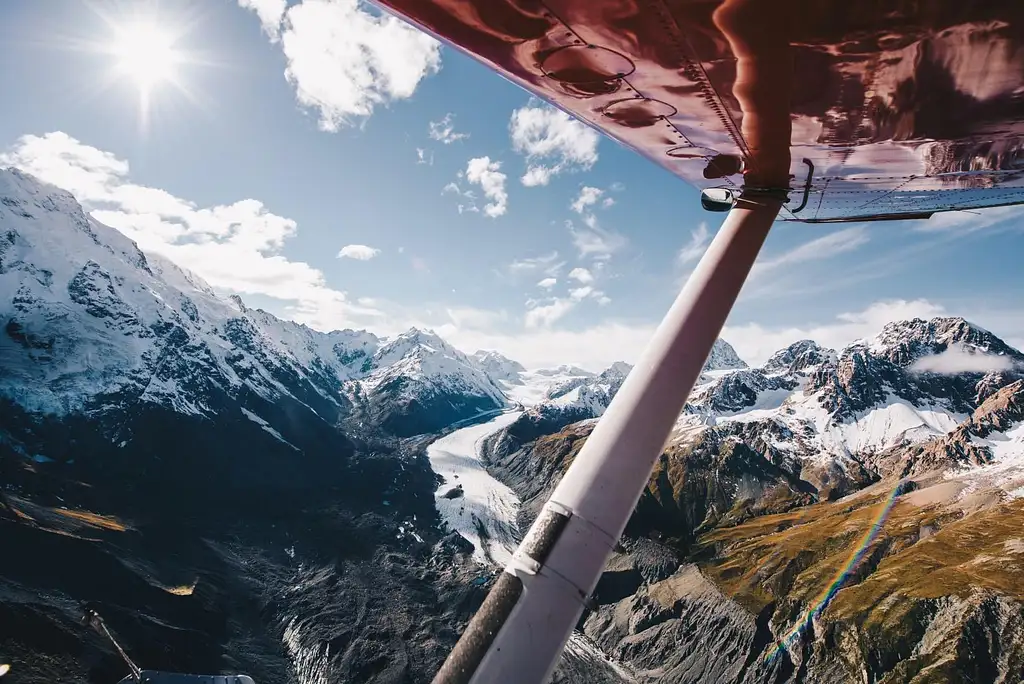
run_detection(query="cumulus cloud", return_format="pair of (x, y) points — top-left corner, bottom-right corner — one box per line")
(416, 148), (433, 165)
(1, 131), (380, 329)
(569, 286), (594, 301)
(428, 113), (469, 144)
(337, 244), (380, 260)
(510, 102), (599, 186)
(677, 223), (710, 265)
(238, 0), (287, 40)
(464, 156), (507, 218)
(910, 345), (1017, 375)
(568, 267), (594, 284)
(571, 186), (603, 214)
(525, 298), (577, 328)
(239, 0), (441, 130)
(537, 277), (557, 289)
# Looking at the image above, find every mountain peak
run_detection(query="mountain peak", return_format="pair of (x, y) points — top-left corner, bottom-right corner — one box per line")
(871, 316), (1021, 366)
(703, 338), (747, 372)
(472, 350), (527, 385)
(601, 361), (633, 379)
(762, 339), (834, 375)
(398, 326), (442, 341)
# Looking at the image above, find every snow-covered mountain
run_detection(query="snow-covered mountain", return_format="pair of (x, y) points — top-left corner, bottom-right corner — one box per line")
(702, 338), (747, 372)
(658, 318), (1023, 496)
(495, 338), (750, 436)
(530, 361), (633, 425)
(471, 350), (526, 384)
(0, 168), (507, 442)
(351, 329), (509, 436)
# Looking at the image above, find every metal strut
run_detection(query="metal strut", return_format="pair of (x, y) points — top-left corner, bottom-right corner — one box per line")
(83, 608), (143, 681)
(433, 194), (783, 684)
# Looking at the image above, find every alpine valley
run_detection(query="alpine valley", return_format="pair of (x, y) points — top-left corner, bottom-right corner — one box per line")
(2, 168), (1023, 683)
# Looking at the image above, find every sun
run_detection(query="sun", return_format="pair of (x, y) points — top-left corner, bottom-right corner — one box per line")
(84, 6), (205, 132)
(110, 22), (181, 91)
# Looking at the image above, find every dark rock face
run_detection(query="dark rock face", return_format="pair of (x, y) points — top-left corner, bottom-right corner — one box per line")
(689, 370), (797, 414)
(584, 566), (787, 683)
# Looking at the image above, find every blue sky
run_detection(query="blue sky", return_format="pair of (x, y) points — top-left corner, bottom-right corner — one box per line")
(2, 0), (1023, 369)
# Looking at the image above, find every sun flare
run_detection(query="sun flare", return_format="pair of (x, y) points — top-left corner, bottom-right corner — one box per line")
(110, 22), (181, 91)
(79, 6), (205, 133)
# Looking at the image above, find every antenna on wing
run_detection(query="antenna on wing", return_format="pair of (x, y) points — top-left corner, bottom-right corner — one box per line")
(82, 606), (143, 681)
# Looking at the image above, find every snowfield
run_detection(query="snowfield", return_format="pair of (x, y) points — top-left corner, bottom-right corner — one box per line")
(948, 422), (1024, 499)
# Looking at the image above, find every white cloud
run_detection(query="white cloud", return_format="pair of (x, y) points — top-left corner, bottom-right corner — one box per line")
(752, 226), (869, 277)
(238, 0), (287, 40)
(434, 319), (655, 370)
(910, 345), (1017, 375)
(914, 204), (1024, 233)
(571, 186), (603, 214)
(510, 102), (599, 186)
(569, 185), (621, 256)
(568, 220), (627, 260)
(337, 244), (380, 260)
(537, 277), (557, 289)
(446, 306), (507, 329)
(568, 267), (594, 284)
(428, 113), (469, 144)
(2, 131), (380, 329)
(569, 286), (594, 301)
(416, 148), (433, 165)
(465, 156), (508, 218)
(509, 251), (563, 277)
(442, 180), (478, 214)
(525, 298), (576, 328)
(677, 223), (710, 265)
(240, 0), (441, 130)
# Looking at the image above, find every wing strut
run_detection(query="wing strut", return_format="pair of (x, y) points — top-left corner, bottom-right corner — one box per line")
(433, 192), (783, 684)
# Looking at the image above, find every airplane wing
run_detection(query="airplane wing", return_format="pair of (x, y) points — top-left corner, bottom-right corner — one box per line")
(376, 0), (1024, 222)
